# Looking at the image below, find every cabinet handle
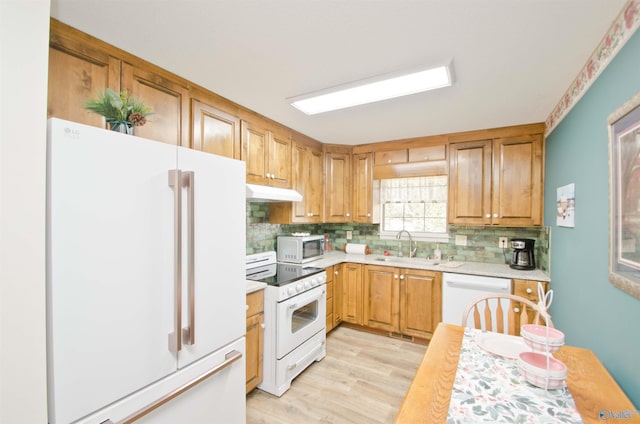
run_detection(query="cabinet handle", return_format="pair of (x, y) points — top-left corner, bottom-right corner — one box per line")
(493, 213), (499, 218)
(387, 159), (392, 163)
(514, 307), (520, 313)
(346, 213), (350, 217)
(245, 304), (249, 310)
(367, 213), (371, 217)
(485, 214), (491, 218)
(334, 271), (338, 275)
(526, 288), (533, 294)
(400, 275), (405, 280)
(394, 275), (399, 279)
(260, 323), (266, 329)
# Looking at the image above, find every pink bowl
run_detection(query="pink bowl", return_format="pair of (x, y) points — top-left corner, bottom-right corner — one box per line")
(521, 324), (564, 353)
(518, 352), (567, 389)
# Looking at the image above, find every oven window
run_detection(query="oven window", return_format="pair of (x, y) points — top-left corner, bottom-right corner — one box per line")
(302, 240), (323, 259)
(291, 300), (318, 333)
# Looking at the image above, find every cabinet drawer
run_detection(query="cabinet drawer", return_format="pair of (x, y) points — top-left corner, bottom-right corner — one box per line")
(513, 280), (548, 303)
(409, 145), (446, 162)
(375, 149), (408, 165)
(246, 290), (264, 318)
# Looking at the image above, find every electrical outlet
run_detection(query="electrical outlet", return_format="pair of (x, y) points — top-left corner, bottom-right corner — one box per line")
(346, 230), (352, 240)
(455, 235), (467, 246)
(499, 237), (508, 248)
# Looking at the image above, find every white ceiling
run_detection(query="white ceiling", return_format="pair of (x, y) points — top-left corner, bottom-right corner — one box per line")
(50, 0), (627, 145)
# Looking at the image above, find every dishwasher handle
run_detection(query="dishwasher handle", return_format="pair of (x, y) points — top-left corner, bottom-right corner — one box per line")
(445, 278), (510, 293)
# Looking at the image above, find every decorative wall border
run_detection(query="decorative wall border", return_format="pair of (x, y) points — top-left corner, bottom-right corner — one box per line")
(545, 0), (640, 135)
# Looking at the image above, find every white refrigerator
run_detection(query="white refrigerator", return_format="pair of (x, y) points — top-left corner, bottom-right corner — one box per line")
(46, 118), (246, 423)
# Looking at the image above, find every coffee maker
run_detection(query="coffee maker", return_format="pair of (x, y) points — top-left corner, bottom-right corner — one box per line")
(510, 238), (536, 270)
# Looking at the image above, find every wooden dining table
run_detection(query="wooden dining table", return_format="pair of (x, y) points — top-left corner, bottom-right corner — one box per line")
(394, 323), (638, 423)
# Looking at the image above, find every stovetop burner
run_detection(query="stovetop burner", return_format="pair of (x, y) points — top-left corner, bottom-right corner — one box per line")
(247, 263), (324, 286)
(246, 251), (324, 287)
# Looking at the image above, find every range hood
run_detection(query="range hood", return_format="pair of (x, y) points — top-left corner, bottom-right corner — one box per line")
(246, 183), (303, 202)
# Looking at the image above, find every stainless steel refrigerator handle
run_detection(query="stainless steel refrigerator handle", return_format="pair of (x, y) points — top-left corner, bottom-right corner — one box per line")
(168, 169), (182, 354)
(182, 171), (195, 345)
(114, 350), (243, 424)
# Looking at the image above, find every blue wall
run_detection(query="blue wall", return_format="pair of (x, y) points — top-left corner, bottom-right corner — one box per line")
(545, 30), (640, 405)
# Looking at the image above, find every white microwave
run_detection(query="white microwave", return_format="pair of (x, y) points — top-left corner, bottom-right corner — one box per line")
(277, 235), (324, 263)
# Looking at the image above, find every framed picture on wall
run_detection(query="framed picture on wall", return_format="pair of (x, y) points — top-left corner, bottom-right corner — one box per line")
(608, 91), (640, 300)
(556, 183), (575, 228)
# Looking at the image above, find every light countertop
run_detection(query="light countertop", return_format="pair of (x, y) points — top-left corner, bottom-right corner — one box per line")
(246, 279), (267, 294)
(305, 251), (550, 282)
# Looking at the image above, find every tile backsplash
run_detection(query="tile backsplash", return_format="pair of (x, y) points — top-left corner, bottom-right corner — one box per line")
(246, 202), (550, 272)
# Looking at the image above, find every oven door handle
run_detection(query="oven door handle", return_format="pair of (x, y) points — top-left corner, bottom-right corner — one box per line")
(286, 287), (326, 312)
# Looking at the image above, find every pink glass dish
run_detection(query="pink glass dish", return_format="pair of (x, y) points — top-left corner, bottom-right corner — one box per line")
(521, 324), (565, 353)
(518, 351), (567, 389)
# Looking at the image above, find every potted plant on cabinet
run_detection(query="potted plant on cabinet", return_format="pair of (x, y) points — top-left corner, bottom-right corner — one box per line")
(84, 89), (153, 134)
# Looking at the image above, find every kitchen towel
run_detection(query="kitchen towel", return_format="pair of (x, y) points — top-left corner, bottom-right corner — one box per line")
(345, 243), (368, 255)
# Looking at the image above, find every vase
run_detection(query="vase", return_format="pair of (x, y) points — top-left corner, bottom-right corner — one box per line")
(109, 122), (133, 135)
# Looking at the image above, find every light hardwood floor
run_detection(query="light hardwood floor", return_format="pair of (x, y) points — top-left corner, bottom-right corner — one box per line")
(246, 327), (427, 424)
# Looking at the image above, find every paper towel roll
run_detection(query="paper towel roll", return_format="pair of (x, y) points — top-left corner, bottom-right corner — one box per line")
(345, 243), (368, 255)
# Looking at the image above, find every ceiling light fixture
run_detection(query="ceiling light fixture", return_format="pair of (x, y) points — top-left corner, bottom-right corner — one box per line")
(288, 61), (455, 115)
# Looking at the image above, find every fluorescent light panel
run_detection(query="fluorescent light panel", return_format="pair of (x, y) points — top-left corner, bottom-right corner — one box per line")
(290, 63), (453, 115)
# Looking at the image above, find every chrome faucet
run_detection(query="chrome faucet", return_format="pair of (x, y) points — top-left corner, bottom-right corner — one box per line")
(395, 229), (417, 258)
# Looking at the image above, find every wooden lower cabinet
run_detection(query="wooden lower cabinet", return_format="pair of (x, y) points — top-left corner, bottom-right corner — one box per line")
(325, 266), (334, 333)
(512, 279), (550, 334)
(363, 265), (441, 340)
(246, 290), (264, 394)
(341, 263), (363, 325)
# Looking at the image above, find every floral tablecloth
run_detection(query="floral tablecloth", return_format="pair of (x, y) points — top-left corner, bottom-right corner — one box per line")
(446, 328), (583, 423)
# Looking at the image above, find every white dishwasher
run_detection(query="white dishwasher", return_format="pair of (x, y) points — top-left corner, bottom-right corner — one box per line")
(442, 272), (511, 326)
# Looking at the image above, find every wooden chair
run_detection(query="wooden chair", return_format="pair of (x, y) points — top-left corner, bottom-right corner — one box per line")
(461, 293), (553, 336)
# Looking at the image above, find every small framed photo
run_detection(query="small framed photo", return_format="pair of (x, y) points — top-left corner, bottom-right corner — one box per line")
(556, 183), (575, 228)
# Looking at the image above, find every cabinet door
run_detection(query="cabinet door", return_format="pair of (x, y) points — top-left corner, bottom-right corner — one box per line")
(325, 152), (352, 222)
(325, 266), (334, 333)
(245, 312), (264, 393)
(333, 267), (343, 327)
(363, 265), (400, 332)
(191, 99), (240, 159)
(448, 140), (492, 225)
(290, 143), (311, 222)
(268, 128), (292, 188)
(242, 120), (269, 184)
(121, 62), (189, 146)
(492, 135), (543, 226)
(308, 149), (324, 221)
(400, 269), (442, 339)
(512, 279), (549, 333)
(48, 23), (121, 127)
(352, 153), (373, 223)
(341, 263), (363, 325)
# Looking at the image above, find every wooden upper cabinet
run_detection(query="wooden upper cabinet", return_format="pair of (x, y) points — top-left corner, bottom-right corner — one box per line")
(242, 120), (291, 187)
(242, 120), (268, 184)
(191, 99), (240, 159)
(47, 21), (121, 127)
(448, 139), (493, 225)
(375, 149), (407, 165)
(408, 145), (446, 163)
(270, 141), (323, 224)
(268, 127), (292, 188)
(121, 62), (189, 146)
(448, 134), (543, 226)
(352, 153), (373, 223)
(492, 135), (543, 226)
(325, 151), (352, 222)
